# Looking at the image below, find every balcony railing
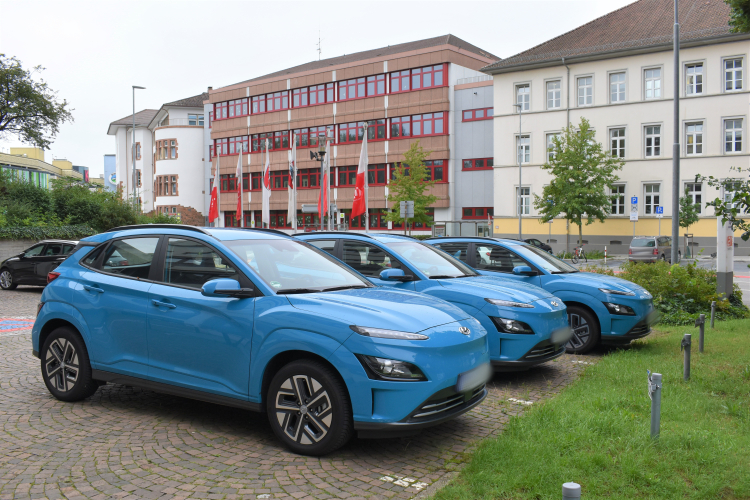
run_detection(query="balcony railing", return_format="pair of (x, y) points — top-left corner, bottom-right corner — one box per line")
(155, 118), (204, 127)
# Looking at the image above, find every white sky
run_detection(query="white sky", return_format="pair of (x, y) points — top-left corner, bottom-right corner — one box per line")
(0, 0), (634, 177)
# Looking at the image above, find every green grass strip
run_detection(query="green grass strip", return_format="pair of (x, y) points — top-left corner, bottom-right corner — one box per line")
(434, 320), (750, 499)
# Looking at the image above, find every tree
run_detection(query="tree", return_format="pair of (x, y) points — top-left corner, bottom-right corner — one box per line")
(696, 168), (750, 240)
(726, 0), (750, 33)
(679, 188), (700, 232)
(385, 140), (437, 233)
(0, 54), (74, 149)
(533, 117), (624, 247)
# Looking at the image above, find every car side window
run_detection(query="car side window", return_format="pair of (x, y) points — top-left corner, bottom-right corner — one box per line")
(163, 238), (240, 289)
(44, 244), (63, 256)
(62, 244), (75, 255)
(307, 240), (337, 253)
(342, 241), (402, 277)
(475, 245), (528, 273)
(101, 237), (159, 279)
(433, 242), (470, 262)
(24, 245), (45, 257)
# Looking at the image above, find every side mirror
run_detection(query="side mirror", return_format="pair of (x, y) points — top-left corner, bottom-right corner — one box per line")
(201, 278), (254, 298)
(379, 268), (411, 281)
(513, 265), (536, 276)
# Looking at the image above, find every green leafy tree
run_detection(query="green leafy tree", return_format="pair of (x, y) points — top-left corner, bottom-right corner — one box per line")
(679, 188), (700, 232)
(727, 0), (750, 32)
(385, 140), (437, 232)
(0, 54), (74, 149)
(533, 117), (624, 247)
(696, 168), (750, 239)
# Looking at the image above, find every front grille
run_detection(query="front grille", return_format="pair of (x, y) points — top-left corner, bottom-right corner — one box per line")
(406, 385), (485, 423)
(521, 340), (565, 360)
(627, 323), (651, 336)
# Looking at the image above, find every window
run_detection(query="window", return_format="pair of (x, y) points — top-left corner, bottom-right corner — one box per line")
(215, 138), (227, 156)
(248, 172), (261, 191)
(228, 136), (249, 154)
(136, 170), (142, 187)
(644, 184), (660, 214)
(390, 160), (446, 183)
(342, 241), (402, 277)
(188, 114), (205, 126)
(135, 142), (141, 160)
(462, 158), (493, 170)
(337, 165), (357, 186)
(271, 170), (289, 190)
(390, 113), (445, 139)
(725, 58), (743, 91)
(219, 174), (237, 192)
(101, 237), (159, 279)
(610, 128), (625, 158)
(462, 207), (494, 220)
(368, 163), (387, 185)
(170, 140), (176, 159)
(337, 120), (385, 144)
(462, 108), (493, 122)
(547, 80), (561, 109)
(339, 78), (366, 101)
(215, 102), (227, 119)
(517, 135), (530, 164)
(24, 244), (45, 257)
(546, 133), (560, 162)
(251, 131), (290, 152)
(610, 72), (626, 102)
(474, 244), (527, 273)
(389, 64), (446, 93)
(296, 168), (319, 189)
(725, 119), (743, 153)
(685, 182), (702, 214)
(367, 74), (386, 96)
(645, 126), (661, 157)
(577, 76), (593, 106)
(644, 68), (661, 99)
(685, 122), (703, 155)
(686, 63), (703, 95)
(432, 242), (470, 263)
(611, 185), (625, 215)
(390, 70), (411, 93)
(516, 84), (530, 111)
(156, 139), (177, 160)
(163, 238), (239, 289)
(516, 187), (530, 215)
(293, 83), (334, 107)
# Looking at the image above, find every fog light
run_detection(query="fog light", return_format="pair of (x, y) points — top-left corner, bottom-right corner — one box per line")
(357, 355), (427, 381)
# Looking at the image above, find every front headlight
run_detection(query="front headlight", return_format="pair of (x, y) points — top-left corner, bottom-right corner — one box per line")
(350, 325), (428, 340)
(599, 288), (636, 296)
(485, 298), (535, 308)
(357, 355), (427, 381)
(490, 317), (535, 334)
(603, 302), (636, 315)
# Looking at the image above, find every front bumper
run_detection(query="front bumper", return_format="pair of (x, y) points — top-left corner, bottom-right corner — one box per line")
(492, 338), (566, 370)
(602, 314), (656, 344)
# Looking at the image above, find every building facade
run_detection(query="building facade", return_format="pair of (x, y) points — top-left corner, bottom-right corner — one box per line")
(207, 35), (497, 233)
(0, 147), (83, 188)
(484, 0), (750, 255)
(103, 154), (116, 192)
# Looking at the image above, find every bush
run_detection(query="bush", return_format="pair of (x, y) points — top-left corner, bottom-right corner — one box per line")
(0, 225), (95, 240)
(580, 261), (750, 325)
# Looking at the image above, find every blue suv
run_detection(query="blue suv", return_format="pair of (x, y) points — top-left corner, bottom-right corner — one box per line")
(425, 237), (658, 353)
(32, 225), (491, 456)
(294, 233), (571, 370)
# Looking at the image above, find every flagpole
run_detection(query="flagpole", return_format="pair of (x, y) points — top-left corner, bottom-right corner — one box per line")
(364, 123), (369, 234)
(292, 133), (297, 231)
(239, 148), (244, 228)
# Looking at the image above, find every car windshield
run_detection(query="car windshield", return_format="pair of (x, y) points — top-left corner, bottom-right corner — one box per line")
(631, 239), (656, 247)
(385, 240), (478, 278)
(512, 244), (579, 274)
(224, 239), (372, 293)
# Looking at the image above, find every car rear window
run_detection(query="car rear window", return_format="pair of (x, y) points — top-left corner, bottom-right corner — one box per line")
(631, 239), (655, 247)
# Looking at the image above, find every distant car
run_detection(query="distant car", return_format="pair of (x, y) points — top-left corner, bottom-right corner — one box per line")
(524, 238), (553, 254)
(0, 240), (78, 290)
(629, 236), (679, 263)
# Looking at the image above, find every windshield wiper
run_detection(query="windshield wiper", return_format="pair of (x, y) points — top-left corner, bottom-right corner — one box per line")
(428, 275), (464, 279)
(275, 288), (322, 295)
(551, 270), (579, 274)
(321, 284), (370, 292)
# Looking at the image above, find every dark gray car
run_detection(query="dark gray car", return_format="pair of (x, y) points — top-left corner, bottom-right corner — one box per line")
(0, 240), (78, 289)
(628, 236), (679, 263)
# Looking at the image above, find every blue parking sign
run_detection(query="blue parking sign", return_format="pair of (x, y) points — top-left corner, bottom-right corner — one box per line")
(631, 196), (638, 204)
(655, 207), (664, 214)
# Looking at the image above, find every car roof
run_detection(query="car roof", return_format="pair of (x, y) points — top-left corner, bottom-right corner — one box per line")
(37, 239), (79, 244)
(425, 236), (529, 247)
(295, 232), (416, 243)
(80, 225), (292, 243)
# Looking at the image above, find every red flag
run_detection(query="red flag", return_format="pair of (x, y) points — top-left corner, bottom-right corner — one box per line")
(351, 127), (368, 224)
(208, 186), (219, 223)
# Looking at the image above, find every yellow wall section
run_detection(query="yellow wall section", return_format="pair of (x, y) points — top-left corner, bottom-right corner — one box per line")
(9, 147), (45, 161)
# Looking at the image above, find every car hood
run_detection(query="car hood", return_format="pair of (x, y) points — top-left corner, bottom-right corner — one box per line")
(435, 275), (555, 303)
(551, 272), (650, 297)
(286, 287), (472, 333)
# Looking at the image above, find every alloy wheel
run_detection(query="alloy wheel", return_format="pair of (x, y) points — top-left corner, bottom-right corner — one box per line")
(566, 313), (590, 350)
(0, 270), (12, 289)
(45, 338), (80, 392)
(274, 375), (333, 446)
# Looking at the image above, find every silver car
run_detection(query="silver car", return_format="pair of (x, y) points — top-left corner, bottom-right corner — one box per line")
(629, 236), (680, 263)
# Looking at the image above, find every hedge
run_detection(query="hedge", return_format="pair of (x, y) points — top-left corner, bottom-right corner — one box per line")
(0, 225), (96, 241)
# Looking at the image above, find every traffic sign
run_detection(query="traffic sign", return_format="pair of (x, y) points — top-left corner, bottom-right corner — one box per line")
(631, 196), (638, 204)
(656, 206), (664, 218)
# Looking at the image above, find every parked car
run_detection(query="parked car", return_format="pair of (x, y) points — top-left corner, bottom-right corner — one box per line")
(523, 238), (554, 254)
(425, 237), (658, 354)
(0, 240), (79, 290)
(629, 236), (679, 263)
(32, 225), (491, 456)
(294, 233), (572, 370)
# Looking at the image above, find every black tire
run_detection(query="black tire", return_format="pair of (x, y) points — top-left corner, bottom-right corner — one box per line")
(571, 254), (579, 264)
(565, 305), (600, 354)
(267, 359), (353, 456)
(40, 327), (99, 402)
(0, 268), (17, 290)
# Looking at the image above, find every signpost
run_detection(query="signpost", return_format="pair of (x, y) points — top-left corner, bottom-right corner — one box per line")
(400, 201), (414, 235)
(656, 206), (664, 236)
(630, 196), (638, 237)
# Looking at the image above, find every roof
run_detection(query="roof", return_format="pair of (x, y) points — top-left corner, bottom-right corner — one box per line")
(164, 92), (209, 108)
(230, 34), (500, 87)
(483, 0), (739, 73)
(107, 109), (159, 134)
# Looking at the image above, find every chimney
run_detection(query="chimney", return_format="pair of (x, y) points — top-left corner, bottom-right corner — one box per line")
(208, 86), (213, 92)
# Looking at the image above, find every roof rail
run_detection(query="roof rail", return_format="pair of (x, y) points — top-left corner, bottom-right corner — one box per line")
(105, 224), (214, 236)
(291, 231), (374, 239)
(232, 227), (292, 237)
(424, 235), (498, 242)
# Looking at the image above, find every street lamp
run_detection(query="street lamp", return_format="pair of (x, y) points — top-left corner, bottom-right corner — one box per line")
(310, 139), (327, 230)
(132, 85), (146, 213)
(513, 102), (523, 240)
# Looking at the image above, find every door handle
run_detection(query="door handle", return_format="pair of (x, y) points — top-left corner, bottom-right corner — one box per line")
(83, 285), (104, 294)
(152, 299), (176, 309)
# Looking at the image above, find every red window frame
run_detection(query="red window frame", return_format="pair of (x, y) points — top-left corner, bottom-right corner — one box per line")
(271, 170), (289, 190)
(228, 98), (248, 117)
(462, 207), (494, 220)
(391, 113), (446, 139)
(462, 108), (493, 122)
(265, 91), (289, 113)
(251, 131), (290, 152)
(208, 111), (213, 128)
(219, 174), (237, 192)
(337, 120), (386, 144)
(228, 136), (249, 155)
(268, 210), (293, 229)
(296, 168), (319, 189)
(209, 145), (214, 158)
(462, 158), (494, 170)
(215, 138), (228, 156)
(252, 95), (265, 114)
(367, 75), (386, 96)
(215, 102), (228, 119)
(292, 88), (308, 108)
(390, 64), (447, 94)
(390, 70), (411, 94)
(390, 160), (447, 183)
(249, 172), (261, 191)
(338, 78), (366, 101)
(368, 163), (387, 186)
(338, 165), (357, 186)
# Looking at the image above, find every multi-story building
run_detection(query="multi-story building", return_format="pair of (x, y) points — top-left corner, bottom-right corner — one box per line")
(207, 35), (498, 233)
(107, 109), (158, 210)
(0, 147), (83, 188)
(483, 0), (750, 255)
(103, 154), (116, 192)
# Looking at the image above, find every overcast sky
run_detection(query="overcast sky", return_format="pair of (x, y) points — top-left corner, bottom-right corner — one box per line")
(1, 0), (633, 177)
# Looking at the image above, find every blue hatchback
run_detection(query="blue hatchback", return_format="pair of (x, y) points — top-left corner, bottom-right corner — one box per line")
(425, 237), (658, 353)
(32, 225), (491, 456)
(294, 233), (571, 370)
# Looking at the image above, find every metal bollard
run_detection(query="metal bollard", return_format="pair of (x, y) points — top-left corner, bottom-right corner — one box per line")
(681, 334), (691, 381)
(710, 301), (716, 329)
(562, 482), (581, 500)
(648, 371), (662, 439)
(697, 314), (705, 353)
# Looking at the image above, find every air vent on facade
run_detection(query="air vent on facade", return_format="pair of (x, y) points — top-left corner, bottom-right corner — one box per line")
(610, 240), (622, 245)
(548, 239), (557, 244)
(688, 242), (699, 247)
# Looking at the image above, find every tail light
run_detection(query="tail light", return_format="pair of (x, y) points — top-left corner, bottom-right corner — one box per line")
(47, 271), (61, 284)
(628, 249), (632, 255)
(653, 249), (659, 256)
(37, 302), (45, 316)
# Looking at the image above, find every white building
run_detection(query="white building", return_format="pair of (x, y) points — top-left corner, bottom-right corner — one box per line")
(483, 0), (750, 255)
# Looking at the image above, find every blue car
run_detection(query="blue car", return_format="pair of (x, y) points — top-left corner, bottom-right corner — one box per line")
(32, 225), (492, 456)
(294, 233), (571, 370)
(425, 237), (658, 353)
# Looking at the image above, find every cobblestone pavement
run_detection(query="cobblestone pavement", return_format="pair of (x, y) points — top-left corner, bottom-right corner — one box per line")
(0, 287), (594, 500)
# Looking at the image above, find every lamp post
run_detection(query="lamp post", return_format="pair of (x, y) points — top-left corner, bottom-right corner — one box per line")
(513, 103), (523, 239)
(310, 139), (327, 230)
(132, 85), (146, 213)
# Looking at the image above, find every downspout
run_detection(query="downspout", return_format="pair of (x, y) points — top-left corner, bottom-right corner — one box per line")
(562, 57), (571, 255)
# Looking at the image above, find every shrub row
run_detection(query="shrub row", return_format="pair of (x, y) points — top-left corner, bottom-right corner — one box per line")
(0, 225), (96, 241)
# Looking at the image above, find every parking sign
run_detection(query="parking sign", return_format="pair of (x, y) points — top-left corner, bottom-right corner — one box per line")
(631, 196), (638, 204)
(656, 206), (663, 218)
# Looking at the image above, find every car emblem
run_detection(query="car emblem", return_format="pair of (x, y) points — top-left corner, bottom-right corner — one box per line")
(459, 327), (471, 336)
(551, 301), (559, 307)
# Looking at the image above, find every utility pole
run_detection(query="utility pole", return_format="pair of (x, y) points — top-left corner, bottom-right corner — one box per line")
(132, 85), (145, 213)
(670, 0), (680, 265)
(514, 103), (523, 239)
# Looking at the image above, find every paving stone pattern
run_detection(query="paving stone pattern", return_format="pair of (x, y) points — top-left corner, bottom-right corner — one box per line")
(0, 288), (592, 500)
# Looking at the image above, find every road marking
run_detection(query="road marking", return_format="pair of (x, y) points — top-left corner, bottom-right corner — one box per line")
(0, 318), (34, 332)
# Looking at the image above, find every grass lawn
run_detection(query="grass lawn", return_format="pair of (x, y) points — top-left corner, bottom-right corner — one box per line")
(434, 320), (750, 499)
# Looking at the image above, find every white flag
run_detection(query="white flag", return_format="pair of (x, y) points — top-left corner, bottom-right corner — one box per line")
(262, 139), (271, 227)
(288, 135), (297, 229)
(236, 147), (243, 227)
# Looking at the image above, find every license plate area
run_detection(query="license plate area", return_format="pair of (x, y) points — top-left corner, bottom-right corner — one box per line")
(455, 363), (492, 393)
